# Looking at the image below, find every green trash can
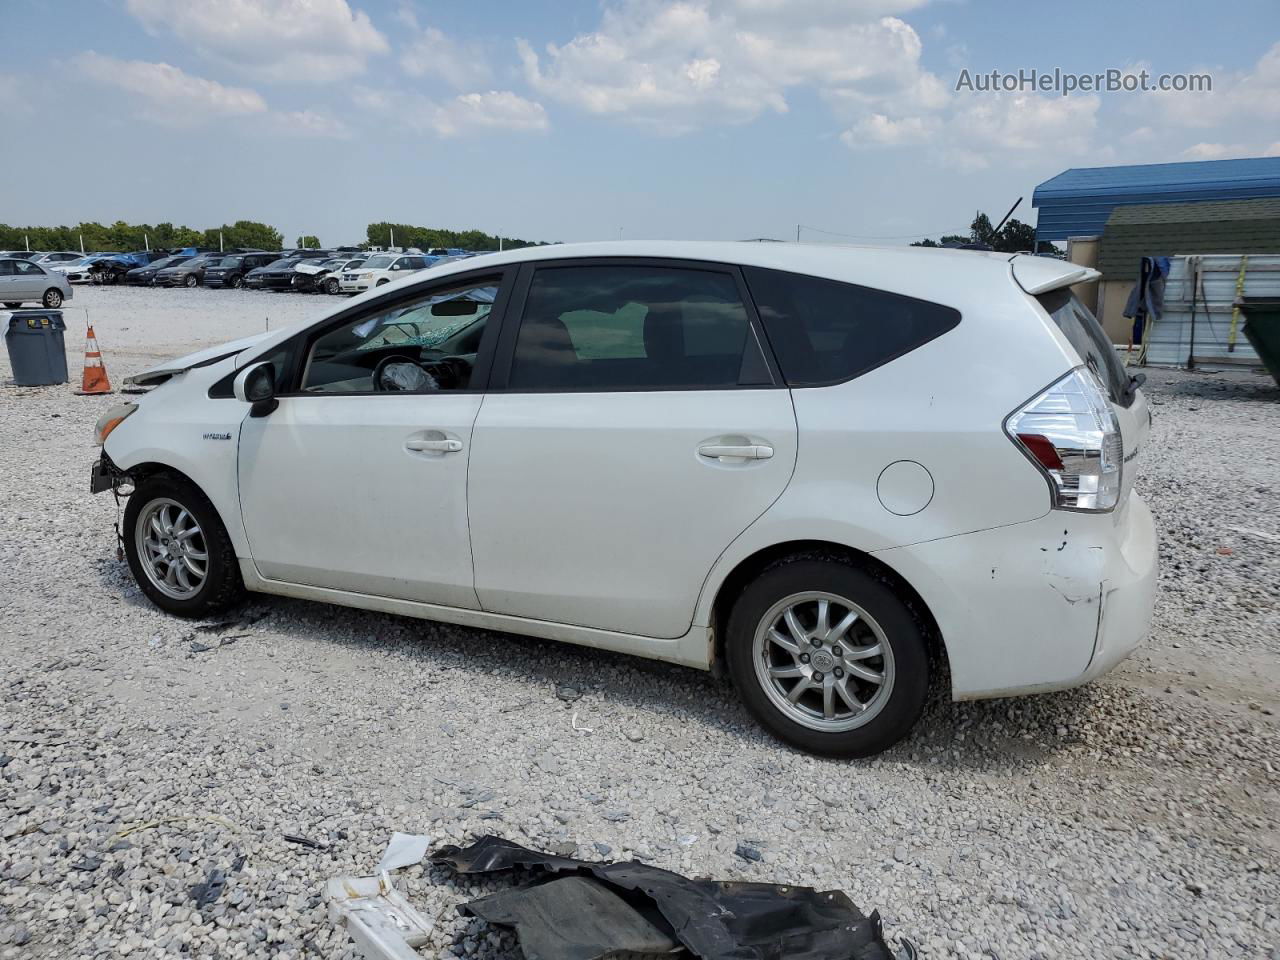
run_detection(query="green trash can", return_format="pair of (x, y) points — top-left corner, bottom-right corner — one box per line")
(4, 310), (69, 386)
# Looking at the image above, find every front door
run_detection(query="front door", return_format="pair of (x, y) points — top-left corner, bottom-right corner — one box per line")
(469, 259), (797, 639)
(237, 271), (509, 608)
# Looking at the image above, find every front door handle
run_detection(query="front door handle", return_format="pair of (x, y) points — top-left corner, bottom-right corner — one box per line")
(698, 443), (774, 461)
(405, 438), (463, 453)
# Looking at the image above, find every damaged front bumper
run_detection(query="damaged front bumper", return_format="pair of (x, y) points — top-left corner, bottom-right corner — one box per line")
(90, 452), (125, 495)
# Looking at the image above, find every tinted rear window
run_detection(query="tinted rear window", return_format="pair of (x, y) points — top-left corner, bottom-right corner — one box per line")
(1036, 289), (1132, 407)
(743, 267), (960, 386)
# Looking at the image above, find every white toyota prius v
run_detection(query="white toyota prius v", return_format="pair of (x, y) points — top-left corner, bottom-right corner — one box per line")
(92, 241), (1157, 757)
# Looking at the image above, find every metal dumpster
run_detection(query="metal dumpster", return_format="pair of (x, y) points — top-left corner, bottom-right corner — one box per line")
(1236, 297), (1280, 387)
(3, 310), (69, 386)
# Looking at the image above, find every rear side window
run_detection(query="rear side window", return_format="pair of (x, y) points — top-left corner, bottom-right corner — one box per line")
(1036, 289), (1132, 407)
(743, 267), (960, 386)
(508, 264), (768, 391)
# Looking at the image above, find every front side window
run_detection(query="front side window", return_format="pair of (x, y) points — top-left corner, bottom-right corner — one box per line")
(744, 266), (961, 386)
(507, 264), (764, 390)
(301, 279), (499, 394)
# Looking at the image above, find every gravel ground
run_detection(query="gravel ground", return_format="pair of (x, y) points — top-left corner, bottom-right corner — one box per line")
(1, 285), (1278, 959)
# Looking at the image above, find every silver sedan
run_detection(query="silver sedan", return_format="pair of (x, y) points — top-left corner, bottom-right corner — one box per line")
(0, 257), (74, 308)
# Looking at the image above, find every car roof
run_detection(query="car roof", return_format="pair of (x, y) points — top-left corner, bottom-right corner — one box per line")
(402, 240), (1035, 305)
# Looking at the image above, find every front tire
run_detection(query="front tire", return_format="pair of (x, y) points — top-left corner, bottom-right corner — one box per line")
(726, 559), (929, 758)
(324, 277), (340, 295)
(123, 475), (245, 618)
(43, 288), (63, 308)
(184, 274), (199, 288)
(376, 278), (389, 287)
(4, 302), (20, 308)
(230, 274), (243, 289)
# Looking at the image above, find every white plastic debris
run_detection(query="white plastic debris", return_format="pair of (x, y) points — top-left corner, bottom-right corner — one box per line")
(376, 832), (433, 873)
(325, 874), (434, 960)
(326, 834), (435, 960)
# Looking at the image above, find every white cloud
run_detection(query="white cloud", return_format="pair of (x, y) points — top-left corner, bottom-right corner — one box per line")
(517, 1), (947, 132)
(353, 88), (548, 137)
(75, 52), (267, 123)
(125, 0), (389, 83)
(1146, 42), (1280, 130)
(843, 92), (1100, 170)
(271, 108), (351, 139)
(1181, 142), (1249, 161)
(400, 26), (492, 89)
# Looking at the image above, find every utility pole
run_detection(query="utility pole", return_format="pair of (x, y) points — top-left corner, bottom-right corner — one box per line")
(389, 226), (395, 250)
(219, 231), (224, 253)
(144, 233), (149, 251)
(80, 234), (85, 254)
(796, 224), (801, 242)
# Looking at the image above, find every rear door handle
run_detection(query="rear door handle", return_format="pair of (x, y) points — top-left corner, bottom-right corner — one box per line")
(405, 438), (463, 453)
(698, 443), (774, 460)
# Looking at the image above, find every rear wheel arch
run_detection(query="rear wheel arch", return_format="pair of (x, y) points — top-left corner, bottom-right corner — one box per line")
(709, 539), (949, 684)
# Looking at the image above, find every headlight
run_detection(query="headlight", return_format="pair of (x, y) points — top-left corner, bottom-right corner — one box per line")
(359, 272), (373, 279)
(95, 402), (137, 446)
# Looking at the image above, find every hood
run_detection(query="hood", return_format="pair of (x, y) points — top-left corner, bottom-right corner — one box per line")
(123, 330), (273, 387)
(293, 262), (329, 275)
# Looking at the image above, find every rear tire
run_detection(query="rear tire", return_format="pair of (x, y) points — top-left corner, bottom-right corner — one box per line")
(123, 474), (245, 618)
(726, 559), (929, 758)
(42, 289), (63, 308)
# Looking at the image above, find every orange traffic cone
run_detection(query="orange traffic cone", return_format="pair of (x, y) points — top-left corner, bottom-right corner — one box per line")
(76, 324), (112, 395)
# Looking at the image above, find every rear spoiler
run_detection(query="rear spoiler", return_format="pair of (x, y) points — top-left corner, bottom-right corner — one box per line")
(1009, 255), (1100, 296)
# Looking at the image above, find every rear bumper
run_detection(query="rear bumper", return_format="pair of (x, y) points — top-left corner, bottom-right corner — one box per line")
(873, 491), (1157, 699)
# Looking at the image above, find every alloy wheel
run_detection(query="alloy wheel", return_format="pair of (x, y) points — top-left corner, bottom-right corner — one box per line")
(135, 498), (208, 600)
(752, 591), (896, 732)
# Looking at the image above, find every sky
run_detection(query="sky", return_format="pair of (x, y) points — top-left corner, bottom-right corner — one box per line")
(1, 0), (1278, 248)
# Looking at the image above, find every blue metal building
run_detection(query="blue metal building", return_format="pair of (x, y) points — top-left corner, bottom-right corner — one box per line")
(1032, 157), (1280, 244)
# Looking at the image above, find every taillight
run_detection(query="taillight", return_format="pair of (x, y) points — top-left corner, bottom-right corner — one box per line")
(1006, 367), (1122, 512)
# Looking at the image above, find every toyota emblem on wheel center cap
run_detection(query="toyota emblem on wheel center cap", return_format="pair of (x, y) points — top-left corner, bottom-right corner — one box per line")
(811, 650), (835, 672)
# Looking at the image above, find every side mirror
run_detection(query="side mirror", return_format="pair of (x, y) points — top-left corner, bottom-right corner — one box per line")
(233, 361), (278, 417)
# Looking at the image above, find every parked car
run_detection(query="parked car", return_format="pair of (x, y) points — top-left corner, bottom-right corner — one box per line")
(337, 252), (430, 294)
(246, 254), (333, 291)
(153, 254), (223, 288)
(0, 251), (43, 260)
(89, 250), (169, 285)
(427, 247), (467, 257)
(292, 256), (363, 294)
(205, 253), (280, 289)
(124, 255), (193, 286)
(49, 255), (103, 284)
(33, 251), (84, 267)
(317, 257), (368, 294)
(0, 256), (73, 307)
(92, 242), (1156, 757)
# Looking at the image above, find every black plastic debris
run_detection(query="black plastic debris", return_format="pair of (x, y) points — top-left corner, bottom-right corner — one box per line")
(283, 834), (327, 850)
(465, 876), (680, 960)
(190, 868), (226, 909)
(430, 835), (906, 960)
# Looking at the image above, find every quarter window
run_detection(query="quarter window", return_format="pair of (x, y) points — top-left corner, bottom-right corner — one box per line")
(743, 267), (961, 385)
(301, 279), (499, 393)
(508, 265), (766, 390)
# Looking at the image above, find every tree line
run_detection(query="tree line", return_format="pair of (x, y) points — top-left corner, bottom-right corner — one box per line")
(364, 222), (549, 252)
(0, 220), (284, 254)
(912, 212), (1054, 254)
(0, 220), (552, 254)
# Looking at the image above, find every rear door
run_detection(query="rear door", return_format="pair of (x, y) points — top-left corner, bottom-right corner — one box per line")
(468, 258), (797, 639)
(1036, 289), (1150, 501)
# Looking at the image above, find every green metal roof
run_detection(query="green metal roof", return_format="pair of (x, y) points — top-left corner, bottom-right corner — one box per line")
(1096, 198), (1280, 279)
